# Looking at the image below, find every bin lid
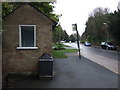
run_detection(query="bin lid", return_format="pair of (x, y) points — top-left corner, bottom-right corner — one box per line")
(39, 53), (52, 59)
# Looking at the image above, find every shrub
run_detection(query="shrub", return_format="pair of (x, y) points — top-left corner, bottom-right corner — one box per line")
(54, 43), (65, 50)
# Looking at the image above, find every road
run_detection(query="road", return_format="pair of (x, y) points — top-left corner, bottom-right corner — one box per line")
(63, 42), (120, 74)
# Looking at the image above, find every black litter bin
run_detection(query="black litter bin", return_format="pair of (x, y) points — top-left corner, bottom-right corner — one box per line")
(38, 53), (53, 80)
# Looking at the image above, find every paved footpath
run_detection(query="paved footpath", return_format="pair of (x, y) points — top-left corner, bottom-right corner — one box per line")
(6, 53), (118, 88)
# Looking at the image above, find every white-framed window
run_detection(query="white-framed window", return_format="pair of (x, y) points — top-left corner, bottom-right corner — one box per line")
(17, 25), (38, 49)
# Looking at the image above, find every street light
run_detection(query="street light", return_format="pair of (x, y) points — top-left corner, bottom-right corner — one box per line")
(72, 24), (81, 59)
(103, 22), (109, 42)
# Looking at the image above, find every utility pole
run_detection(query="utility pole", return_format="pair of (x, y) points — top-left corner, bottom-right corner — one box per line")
(72, 24), (81, 59)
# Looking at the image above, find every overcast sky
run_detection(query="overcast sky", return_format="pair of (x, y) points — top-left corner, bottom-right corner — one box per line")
(53, 0), (120, 36)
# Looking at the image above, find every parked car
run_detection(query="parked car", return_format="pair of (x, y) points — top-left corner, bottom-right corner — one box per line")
(101, 42), (117, 50)
(84, 42), (91, 46)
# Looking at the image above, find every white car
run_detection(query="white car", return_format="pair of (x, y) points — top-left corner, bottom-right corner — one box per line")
(84, 42), (91, 46)
(101, 42), (117, 50)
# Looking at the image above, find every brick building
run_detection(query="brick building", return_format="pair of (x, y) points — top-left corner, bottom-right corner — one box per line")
(2, 3), (56, 77)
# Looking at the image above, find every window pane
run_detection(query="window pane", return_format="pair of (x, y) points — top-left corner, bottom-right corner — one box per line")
(21, 26), (34, 47)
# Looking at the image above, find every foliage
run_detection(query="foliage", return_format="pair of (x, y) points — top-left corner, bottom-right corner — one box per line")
(2, 2), (59, 21)
(81, 7), (113, 45)
(31, 2), (59, 21)
(52, 24), (69, 43)
(108, 10), (120, 45)
(53, 43), (65, 50)
(69, 33), (80, 42)
(69, 34), (76, 42)
(63, 30), (69, 42)
(81, 7), (120, 45)
(52, 49), (78, 58)
(52, 25), (80, 43)
(2, 2), (23, 17)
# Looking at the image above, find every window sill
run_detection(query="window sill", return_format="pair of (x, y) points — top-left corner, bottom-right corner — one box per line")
(17, 47), (38, 50)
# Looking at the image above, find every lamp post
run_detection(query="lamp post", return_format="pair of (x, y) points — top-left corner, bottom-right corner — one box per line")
(103, 23), (109, 42)
(72, 24), (81, 59)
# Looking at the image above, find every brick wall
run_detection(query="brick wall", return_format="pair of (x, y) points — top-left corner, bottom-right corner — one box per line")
(2, 4), (54, 75)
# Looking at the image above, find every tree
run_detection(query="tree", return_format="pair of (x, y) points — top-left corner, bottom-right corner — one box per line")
(108, 10), (120, 45)
(2, 2), (24, 18)
(63, 30), (69, 42)
(69, 34), (76, 42)
(81, 7), (110, 45)
(52, 24), (69, 43)
(2, 2), (59, 21)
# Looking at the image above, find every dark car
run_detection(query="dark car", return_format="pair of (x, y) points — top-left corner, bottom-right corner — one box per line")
(101, 42), (117, 50)
(84, 42), (91, 46)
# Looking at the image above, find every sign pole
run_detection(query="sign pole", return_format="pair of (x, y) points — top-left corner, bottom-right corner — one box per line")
(72, 24), (81, 59)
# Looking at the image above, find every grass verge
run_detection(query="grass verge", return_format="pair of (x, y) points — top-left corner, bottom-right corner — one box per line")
(52, 49), (78, 58)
